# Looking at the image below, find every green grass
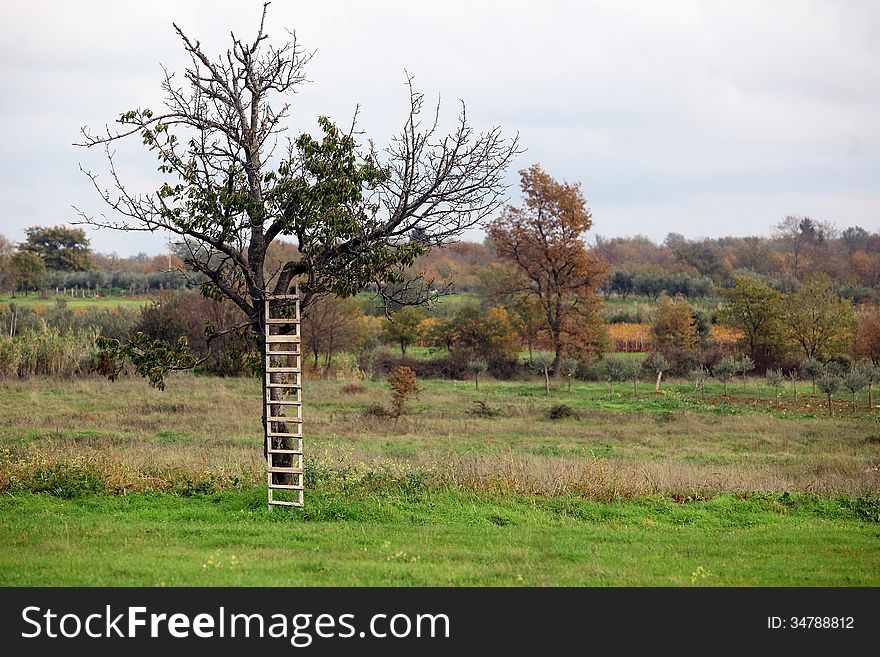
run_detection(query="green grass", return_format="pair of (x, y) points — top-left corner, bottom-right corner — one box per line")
(0, 293), (153, 310)
(0, 374), (877, 586)
(1, 490), (877, 586)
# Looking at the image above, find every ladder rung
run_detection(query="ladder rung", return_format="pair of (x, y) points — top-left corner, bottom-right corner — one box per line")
(268, 483), (304, 490)
(268, 416), (301, 422)
(265, 399), (301, 405)
(265, 318), (297, 324)
(266, 294), (299, 300)
(266, 350), (300, 356)
(269, 499), (302, 507)
(266, 367), (300, 373)
(268, 467), (303, 474)
(265, 335), (300, 343)
(267, 431), (302, 437)
(265, 383), (301, 388)
(268, 448), (302, 455)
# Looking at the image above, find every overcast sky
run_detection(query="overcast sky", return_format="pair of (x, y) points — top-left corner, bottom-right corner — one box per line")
(1, 0), (878, 256)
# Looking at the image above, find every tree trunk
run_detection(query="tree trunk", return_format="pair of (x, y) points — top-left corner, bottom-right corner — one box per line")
(655, 370), (662, 393)
(474, 373), (479, 390)
(543, 367), (550, 395)
(828, 394), (833, 417)
(552, 342), (562, 378)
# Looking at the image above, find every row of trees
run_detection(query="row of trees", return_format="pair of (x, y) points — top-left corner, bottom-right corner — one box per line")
(718, 274), (878, 369)
(592, 221), (880, 291)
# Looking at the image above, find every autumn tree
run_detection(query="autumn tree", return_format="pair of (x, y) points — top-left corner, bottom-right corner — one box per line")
(21, 225), (93, 271)
(74, 5), (517, 458)
(651, 294), (699, 351)
(381, 306), (425, 355)
(486, 165), (607, 375)
(718, 276), (785, 367)
(854, 305), (880, 365)
(386, 366), (420, 418)
(781, 275), (855, 361)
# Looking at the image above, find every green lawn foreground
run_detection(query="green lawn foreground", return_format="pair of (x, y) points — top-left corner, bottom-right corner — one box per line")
(1, 490), (877, 586)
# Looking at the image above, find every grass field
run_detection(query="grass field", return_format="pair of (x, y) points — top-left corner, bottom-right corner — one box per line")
(0, 293), (153, 311)
(0, 374), (877, 585)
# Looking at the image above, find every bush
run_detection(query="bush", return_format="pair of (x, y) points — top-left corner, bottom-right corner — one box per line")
(386, 366), (420, 418)
(547, 404), (579, 420)
(341, 383), (367, 395)
(468, 400), (502, 418)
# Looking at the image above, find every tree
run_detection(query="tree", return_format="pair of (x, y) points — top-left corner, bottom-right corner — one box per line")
(802, 357), (824, 396)
(531, 352), (554, 395)
(597, 355), (629, 395)
(646, 353), (670, 393)
(651, 294), (698, 351)
(863, 363), (879, 409)
(736, 355), (755, 391)
(782, 275), (855, 361)
(0, 235), (14, 292)
(786, 368), (800, 403)
(623, 360), (642, 397)
(776, 215), (835, 279)
(386, 366), (420, 419)
(842, 366), (868, 413)
(21, 225), (93, 271)
(713, 356), (738, 397)
(381, 306), (424, 355)
(560, 357), (579, 393)
(688, 365), (710, 402)
(508, 294), (547, 365)
(467, 360), (487, 390)
(486, 164), (608, 375)
(438, 304), (520, 366)
(854, 305), (880, 366)
(766, 369), (784, 406)
(9, 251), (46, 295)
(609, 270), (634, 299)
(75, 6), (518, 461)
(301, 295), (365, 371)
(816, 372), (841, 417)
(718, 276), (785, 367)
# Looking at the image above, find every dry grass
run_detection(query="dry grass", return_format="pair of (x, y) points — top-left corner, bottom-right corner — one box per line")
(1, 375), (878, 498)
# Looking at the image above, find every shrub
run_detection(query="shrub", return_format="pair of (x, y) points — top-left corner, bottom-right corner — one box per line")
(548, 404), (578, 420)
(340, 383), (367, 395)
(468, 400), (502, 418)
(386, 366), (420, 418)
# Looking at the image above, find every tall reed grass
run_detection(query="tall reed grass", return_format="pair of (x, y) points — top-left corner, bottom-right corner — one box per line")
(0, 326), (97, 377)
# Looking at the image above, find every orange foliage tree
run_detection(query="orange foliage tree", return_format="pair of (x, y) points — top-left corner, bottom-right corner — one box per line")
(486, 164), (607, 374)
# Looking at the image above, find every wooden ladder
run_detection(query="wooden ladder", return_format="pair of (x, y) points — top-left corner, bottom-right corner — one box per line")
(264, 289), (303, 509)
